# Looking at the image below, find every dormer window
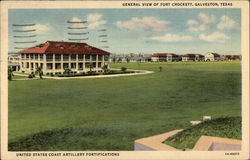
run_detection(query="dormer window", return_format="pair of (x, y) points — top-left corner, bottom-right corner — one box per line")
(36, 44), (44, 48)
(55, 44), (65, 49)
(70, 45), (80, 49)
(84, 45), (92, 50)
(59, 46), (64, 49)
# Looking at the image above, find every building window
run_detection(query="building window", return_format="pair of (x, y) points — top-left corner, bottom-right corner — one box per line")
(30, 54), (34, 60)
(26, 54), (30, 59)
(104, 55), (109, 61)
(78, 54), (83, 60)
(55, 63), (61, 69)
(35, 54), (38, 60)
(40, 54), (43, 60)
(63, 63), (69, 69)
(85, 62), (90, 68)
(22, 62), (24, 67)
(98, 55), (102, 61)
(31, 63), (34, 69)
(71, 55), (76, 60)
(63, 54), (69, 61)
(71, 63), (76, 69)
(85, 55), (90, 60)
(46, 54), (53, 61)
(98, 62), (102, 67)
(21, 54), (24, 58)
(35, 63), (38, 68)
(78, 63), (83, 70)
(92, 55), (96, 61)
(47, 63), (53, 69)
(26, 62), (29, 68)
(55, 54), (61, 61)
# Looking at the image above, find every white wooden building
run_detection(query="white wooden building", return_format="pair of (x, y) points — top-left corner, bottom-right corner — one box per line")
(18, 41), (110, 74)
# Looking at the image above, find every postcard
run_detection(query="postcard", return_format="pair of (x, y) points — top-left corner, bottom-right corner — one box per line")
(1, 0), (249, 160)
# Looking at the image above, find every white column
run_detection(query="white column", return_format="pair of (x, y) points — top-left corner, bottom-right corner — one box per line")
(34, 54), (37, 71)
(96, 55), (98, 70)
(76, 54), (79, 73)
(52, 54), (55, 73)
(29, 54), (31, 72)
(43, 54), (47, 74)
(83, 54), (86, 71)
(61, 54), (63, 74)
(69, 54), (71, 69)
(25, 54), (28, 72)
(102, 55), (105, 66)
(38, 54), (40, 67)
(89, 55), (92, 72)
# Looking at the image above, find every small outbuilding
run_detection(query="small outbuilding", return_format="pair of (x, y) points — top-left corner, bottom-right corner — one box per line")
(205, 53), (222, 61)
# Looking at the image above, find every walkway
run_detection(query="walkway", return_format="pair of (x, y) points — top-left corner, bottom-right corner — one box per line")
(13, 69), (154, 80)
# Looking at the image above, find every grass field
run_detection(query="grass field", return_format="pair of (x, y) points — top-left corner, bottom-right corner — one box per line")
(8, 61), (241, 151)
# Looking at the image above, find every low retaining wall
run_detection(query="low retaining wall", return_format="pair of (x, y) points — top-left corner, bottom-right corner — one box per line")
(134, 129), (183, 151)
(134, 130), (241, 151)
(193, 136), (241, 151)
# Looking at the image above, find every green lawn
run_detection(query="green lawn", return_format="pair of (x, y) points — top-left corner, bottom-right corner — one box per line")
(8, 61), (241, 151)
(12, 75), (27, 80)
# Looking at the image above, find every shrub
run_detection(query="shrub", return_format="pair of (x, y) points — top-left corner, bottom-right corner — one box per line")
(31, 72), (35, 78)
(121, 67), (127, 72)
(28, 74), (33, 79)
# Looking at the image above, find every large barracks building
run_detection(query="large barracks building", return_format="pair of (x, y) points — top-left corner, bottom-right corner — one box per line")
(19, 41), (110, 74)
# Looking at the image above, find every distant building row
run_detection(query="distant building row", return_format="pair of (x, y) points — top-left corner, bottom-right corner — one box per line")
(111, 53), (241, 63)
(151, 53), (241, 62)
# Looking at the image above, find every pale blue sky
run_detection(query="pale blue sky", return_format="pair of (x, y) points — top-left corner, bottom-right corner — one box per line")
(9, 9), (241, 55)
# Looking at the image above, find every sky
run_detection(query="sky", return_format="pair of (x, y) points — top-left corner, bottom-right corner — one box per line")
(9, 8), (241, 55)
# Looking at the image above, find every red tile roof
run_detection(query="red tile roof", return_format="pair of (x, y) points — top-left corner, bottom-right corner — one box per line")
(153, 53), (178, 57)
(225, 55), (241, 59)
(183, 54), (204, 57)
(18, 41), (110, 55)
(183, 54), (196, 57)
(211, 53), (221, 57)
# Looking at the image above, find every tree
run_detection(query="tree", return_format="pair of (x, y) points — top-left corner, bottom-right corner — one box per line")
(64, 68), (72, 75)
(86, 63), (94, 73)
(121, 67), (127, 72)
(126, 57), (130, 63)
(118, 57), (122, 63)
(102, 64), (109, 73)
(8, 67), (14, 80)
(36, 67), (43, 79)
(159, 66), (162, 72)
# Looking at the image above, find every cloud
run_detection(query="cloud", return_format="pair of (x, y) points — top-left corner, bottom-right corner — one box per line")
(150, 34), (193, 42)
(87, 13), (103, 22)
(69, 14), (106, 30)
(87, 13), (106, 29)
(217, 15), (236, 30)
(23, 24), (51, 34)
(69, 17), (88, 28)
(187, 13), (216, 31)
(116, 16), (169, 32)
(70, 17), (83, 22)
(198, 13), (216, 24)
(187, 19), (198, 25)
(199, 31), (230, 42)
(88, 20), (106, 29)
